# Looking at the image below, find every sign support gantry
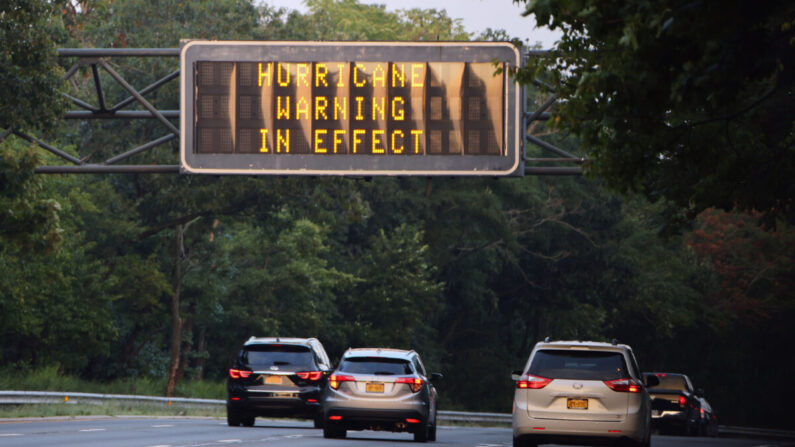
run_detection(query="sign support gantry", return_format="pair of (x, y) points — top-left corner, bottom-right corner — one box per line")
(0, 46), (584, 176)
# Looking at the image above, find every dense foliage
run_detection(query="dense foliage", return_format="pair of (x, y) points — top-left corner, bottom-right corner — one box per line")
(517, 0), (795, 227)
(0, 0), (792, 429)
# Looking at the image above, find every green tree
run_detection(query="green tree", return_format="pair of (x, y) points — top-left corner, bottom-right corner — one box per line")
(517, 0), (795, 225)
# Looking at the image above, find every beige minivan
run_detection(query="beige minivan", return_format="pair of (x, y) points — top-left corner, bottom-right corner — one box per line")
(512, 340), (658, 447)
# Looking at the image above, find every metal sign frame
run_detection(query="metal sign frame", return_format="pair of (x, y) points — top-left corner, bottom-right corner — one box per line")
(179, 41), (523, 176)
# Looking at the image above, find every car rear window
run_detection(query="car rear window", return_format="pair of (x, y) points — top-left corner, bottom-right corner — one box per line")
(646, 374), (688, 391)
(339, 357), (413, 375)
(240, 344), (315, 370)
(528, 350), (628, 381)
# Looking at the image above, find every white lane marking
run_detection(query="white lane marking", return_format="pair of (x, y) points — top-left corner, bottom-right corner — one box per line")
(285, 434), (303, 438)
(79, 428), (106, 432)
(0, 434), (23, 437)
(152, 424), (174, 428)
(146, 445), (172, 447)
(217, 440), (241, 444)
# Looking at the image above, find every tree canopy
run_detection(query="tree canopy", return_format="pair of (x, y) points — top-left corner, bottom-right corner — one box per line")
(518, 0), (794, 226)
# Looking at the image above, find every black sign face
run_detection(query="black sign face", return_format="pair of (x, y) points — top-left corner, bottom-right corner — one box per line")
(180, 42), (522, 175)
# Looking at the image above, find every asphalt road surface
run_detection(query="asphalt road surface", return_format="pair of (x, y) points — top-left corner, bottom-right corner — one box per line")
(0, 417), (792, 447)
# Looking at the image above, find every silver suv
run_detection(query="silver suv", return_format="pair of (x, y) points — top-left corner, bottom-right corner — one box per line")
(321, 348), (441, 442)
(512, 340), (658, 447)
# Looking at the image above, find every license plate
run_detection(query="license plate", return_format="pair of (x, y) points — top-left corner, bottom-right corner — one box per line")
(264, 375), (282, 385)
(567, 398), (588, 410)
(365, 382), (385, 393)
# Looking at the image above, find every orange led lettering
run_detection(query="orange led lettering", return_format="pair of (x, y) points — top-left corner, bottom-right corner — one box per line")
(296, 97), (310, 120)
(315, 96), (328, 120)
(259, 129), (269, 153)
(334, 96), (347, 120)
(353, 129), (365, 153)
(258, 62), (272, 87)
(391, 130), (404, 154)
(372, 130), (385, 154)
(297, 63), (310, 86)
(392, 63), (405, 87)
(314, 129), (327, 153)
(354, 97), (364, 121)
(411, 63), (424, 87)
(391, 96), (405, 120)
(277, 128), (290, 153)
(333, 129), (345, 153)
(372, 97), (385, 121)
(277, 96), (290, 119)
(277, 63), (290, 87)
(337, 63), (345, 87)
(353, 64), (366, 87)
(411, 129), (423, 153)
(373, 64), (386, 87)
(315, 63), (328, 87)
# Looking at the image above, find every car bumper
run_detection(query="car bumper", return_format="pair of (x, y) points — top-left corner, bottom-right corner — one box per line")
(227, 389), (321, 418)
(513, 413), (646, 444)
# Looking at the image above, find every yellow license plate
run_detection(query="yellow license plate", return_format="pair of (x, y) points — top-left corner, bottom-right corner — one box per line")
(567, 398), (588, 410)
(365, 382), (384, 393)
(265, 375), (282, 385)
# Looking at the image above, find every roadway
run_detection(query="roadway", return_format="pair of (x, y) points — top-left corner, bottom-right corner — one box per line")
(0, 417), (791, 447)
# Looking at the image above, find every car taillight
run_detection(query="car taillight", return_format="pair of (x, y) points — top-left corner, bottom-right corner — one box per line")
(296, 371), (323, 381)
(396, 377), (423, 392)
(679, 395), (687, 407)
(329, 374), (355, 389)
(604, 378), (642, 393)
(229, 369), (252, 379)
(516, 374), (552, 389)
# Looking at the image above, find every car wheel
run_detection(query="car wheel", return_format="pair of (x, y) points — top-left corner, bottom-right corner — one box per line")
(226, 407), (242, 427)
(323, 426), (346, 439)
(241, 415), (255, 427)
(313, 413), (323, 429)
(512, 436), (536, 447)
(428, 421), (436, 442)
(414, 421), (429, 442)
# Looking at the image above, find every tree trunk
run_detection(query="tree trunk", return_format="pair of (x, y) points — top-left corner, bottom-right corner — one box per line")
(166, 224), (184, 397)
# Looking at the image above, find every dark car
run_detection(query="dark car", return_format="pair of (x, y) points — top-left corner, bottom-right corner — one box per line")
(644, 372), (715, 436)
(321, 348), (442, 442)
(226, 337), (332, 427)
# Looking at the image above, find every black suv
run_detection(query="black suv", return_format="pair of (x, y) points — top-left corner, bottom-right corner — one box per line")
(644, 372), (706, 435)
(227, 337), (332, 427)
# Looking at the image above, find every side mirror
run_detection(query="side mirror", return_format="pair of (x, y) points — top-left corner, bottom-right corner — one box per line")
(696, 388), (705, 396)
(512, 370), (523, 381)
(645, 375), (660, 387)
(431, 373), (443, 384)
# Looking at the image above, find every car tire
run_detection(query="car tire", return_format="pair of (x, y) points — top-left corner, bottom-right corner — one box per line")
(428, 421), (436, 442)
(512, 436), (536, 447)
(414, 422), (429, 443)
(313, 413), (323, 429)
(226, 407), (242, 427)
(241, 415), (255, 427)
(323, 426), (346, 439)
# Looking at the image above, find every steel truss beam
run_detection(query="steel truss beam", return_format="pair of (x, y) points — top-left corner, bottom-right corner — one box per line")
(2, 48), (583, 175)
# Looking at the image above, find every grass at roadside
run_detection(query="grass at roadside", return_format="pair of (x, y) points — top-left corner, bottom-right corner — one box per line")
(0, 401), (225, 419)
(0, 365), (225, 399)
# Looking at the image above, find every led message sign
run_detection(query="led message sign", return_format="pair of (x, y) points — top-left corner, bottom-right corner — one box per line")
(180, 42), (522, 175)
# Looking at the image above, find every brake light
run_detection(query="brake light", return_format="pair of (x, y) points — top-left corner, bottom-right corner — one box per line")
(329, 374), (355, 389)
(296, 371), (323, 381)
(396, 377), (423, 392)
(406, 418), (421, 424)
(654, 373), (667, 377)
(604, 378), (642, 393)
(679, 395), (687, 407)
(229, 369), (252, 379)
(517, 374), (552, 389)
(328, 415), (342, 421)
